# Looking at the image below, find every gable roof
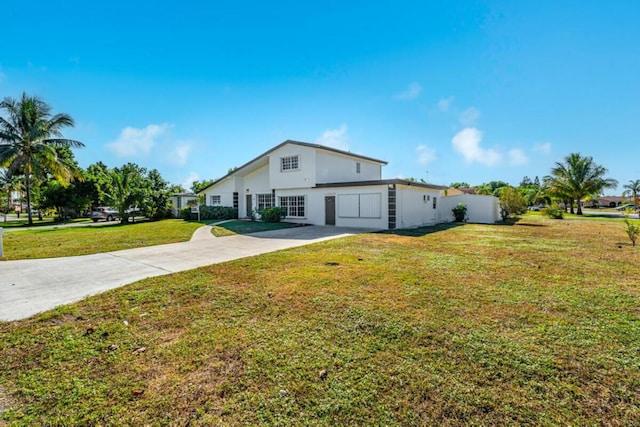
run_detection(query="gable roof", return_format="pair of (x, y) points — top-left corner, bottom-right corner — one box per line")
(198, 140), (388, 193)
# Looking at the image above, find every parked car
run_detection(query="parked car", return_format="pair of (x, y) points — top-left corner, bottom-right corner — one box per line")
(528, 205), (546, 211)
(615, 203), (636, 211)
(91, 207), (119, 222)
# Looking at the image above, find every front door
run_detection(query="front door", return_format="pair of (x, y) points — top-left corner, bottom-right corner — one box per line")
(246, 194), (252, 217)
(325, 196), (335, 225)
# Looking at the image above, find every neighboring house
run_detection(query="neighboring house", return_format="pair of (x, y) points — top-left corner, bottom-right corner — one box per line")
(169, 193), (198, 217)
(584, 196), (627, 208)
(199, 140), (499, 229)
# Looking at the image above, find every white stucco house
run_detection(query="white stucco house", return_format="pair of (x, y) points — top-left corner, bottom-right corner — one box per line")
(198, 140), (499, 229)
(169, 193), (198, 217)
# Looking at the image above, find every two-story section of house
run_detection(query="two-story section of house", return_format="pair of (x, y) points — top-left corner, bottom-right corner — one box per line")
(198, 140), (469, 229)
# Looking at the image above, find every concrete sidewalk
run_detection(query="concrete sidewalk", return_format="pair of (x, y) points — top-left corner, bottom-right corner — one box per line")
(0, 225), (369, 322)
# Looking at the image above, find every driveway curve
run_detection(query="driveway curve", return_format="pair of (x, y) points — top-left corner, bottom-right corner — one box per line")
(0, 225), (370, 322)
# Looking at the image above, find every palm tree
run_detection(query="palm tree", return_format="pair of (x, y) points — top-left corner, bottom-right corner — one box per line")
(547, 153), (618, 215)
(623, 179), (640, 209)
(0, 93), (84, 225)
(0, 168), (23, 222)
(107, 169), (136, 224)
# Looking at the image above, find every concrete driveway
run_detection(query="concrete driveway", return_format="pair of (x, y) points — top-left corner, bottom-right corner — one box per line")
(0, 225), (369, 322)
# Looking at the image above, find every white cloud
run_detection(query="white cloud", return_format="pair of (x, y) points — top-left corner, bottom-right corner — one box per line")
(173, 142), (192, 167)
(416, 144), (437, 165)
(315, 124), (349, 151)
(437, 96), (454, 112)
(508, 148), (528, 166)
(181, 172), (200, 192)
(394, 82), (422, 100)
(459, 107), (481, 126)
(106, 123), (172, 157)
(451, 128), (501, 167)
(533, 142), (552, 155)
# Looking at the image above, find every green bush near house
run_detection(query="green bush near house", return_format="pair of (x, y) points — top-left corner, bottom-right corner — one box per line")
(260, 207), (286, 223)
(452, 202), (467, 222)
(180, 205), (238, 221)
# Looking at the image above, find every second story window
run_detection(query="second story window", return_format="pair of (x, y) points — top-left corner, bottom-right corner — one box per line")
(281, 155), (299, 171)
(356, 162), (361, 173)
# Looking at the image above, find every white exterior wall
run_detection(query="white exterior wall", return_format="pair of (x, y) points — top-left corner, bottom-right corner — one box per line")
(395, 185), (440, 228)
(243, 166), (272, 217)
(439, 194), (500, 224)
(203, 177), (237, 207)
(269, 144), (317, 189)
(331, 186), (388, 229)
(315, 151), (381, 183)
(275, 186), (388, 229)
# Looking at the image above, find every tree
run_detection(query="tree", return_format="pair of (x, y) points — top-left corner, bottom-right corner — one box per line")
(0, 93), (84, 225)
(106, 168), (136, 224)
(191, 178), (215, 193)
(406, 177), (427, 184)
(497, 186), (527, 221)
(519, 176), (532, 187)
(546, 153), (617, 215)
(623, 179), (640, 209)
(143, 169), (170, 220)
(475, 181), (508, 196)
(449, 182), (470, 189)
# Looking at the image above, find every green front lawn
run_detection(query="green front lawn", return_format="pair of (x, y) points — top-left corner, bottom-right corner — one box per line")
(211, 220), (300, 237)
(1, 217), (638, 424)
(0, 220), (202, 260)
(0, 216), (91, 228)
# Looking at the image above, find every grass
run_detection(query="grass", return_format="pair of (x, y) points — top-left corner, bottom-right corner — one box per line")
(211, 220), (300, 237)
(0, 220), (202, 260)
(1, 217), (639, 425)
(0, 216), (91, 228)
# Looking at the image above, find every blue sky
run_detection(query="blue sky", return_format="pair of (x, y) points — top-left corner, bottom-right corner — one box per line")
(3, 1), (639, 193)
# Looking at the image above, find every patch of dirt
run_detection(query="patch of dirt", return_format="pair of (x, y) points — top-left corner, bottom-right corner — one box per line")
(0, 385), (18, 418)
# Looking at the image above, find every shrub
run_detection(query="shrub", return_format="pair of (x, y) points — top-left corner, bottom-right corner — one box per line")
(261, 207), (286, 223)
(451, 203), (467, 222)
(624, 218), (639, 246)
(543, 204), (564, 219)
(498, 186), (527, 221)
(180, 206), (238, 221)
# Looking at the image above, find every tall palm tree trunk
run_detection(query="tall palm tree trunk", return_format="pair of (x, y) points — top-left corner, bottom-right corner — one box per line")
(25, 172), (33, 226)
(4, 190), (9, 222)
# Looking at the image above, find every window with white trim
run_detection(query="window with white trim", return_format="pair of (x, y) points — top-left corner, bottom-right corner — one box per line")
(281, 155), (299, 171)
(356, 162), (361, 173)
(257, 193), (274, 211)
(210, 195), (221, 206)
(279, 196), (305, 217)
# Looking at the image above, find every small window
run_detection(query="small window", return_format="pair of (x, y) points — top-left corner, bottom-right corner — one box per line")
(281, 155), (299, 171)
(433, 196), (437, 209)
(210, 195), (221, 206)
(356, 162), (361, 174)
